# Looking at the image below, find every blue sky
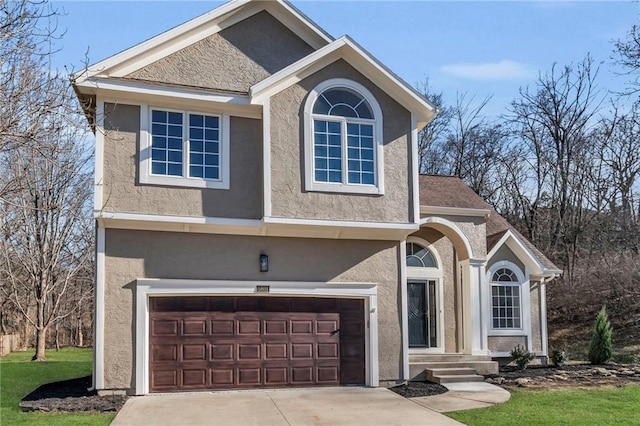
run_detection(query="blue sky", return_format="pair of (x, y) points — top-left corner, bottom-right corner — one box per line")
(51, 1), (639, 118)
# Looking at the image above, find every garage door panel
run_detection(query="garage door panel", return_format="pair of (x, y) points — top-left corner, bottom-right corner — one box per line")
(149, 296), (365, 392)
(238, 368), (261, 385)
(152, 370), (178, 388)
(182, 319), (207, 336)
(182, 369), (207, 388)
(152, 344), (178, 362)
(265, 343), (287, 359)
(238, 344), (261, 360)
(183, 344), (207, 360)
(317, 366), (339, 383)
(210, 319), (234, 335)
(264, 367), (288, 385)
(210, 343), (234, 360)
(211, 368), (234, 386)
(237, 320), (261, 335)
(264, 319), (287, 334)
(290, 320), (313, 334)
(152, 319), (178, 336)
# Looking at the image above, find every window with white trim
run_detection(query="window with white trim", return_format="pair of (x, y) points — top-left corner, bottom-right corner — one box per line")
(490, 267), (522, 329)
(140, 107), (230, 190)
(406, 242), (437, 268)
(304, 79), (384, 195)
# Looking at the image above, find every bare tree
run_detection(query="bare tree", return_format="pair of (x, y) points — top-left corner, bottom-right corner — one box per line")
(614, 25), (640, 95)
(0, 95), (93, 360)
(416, 79), (453, 174)
(507, 55), (604, 281)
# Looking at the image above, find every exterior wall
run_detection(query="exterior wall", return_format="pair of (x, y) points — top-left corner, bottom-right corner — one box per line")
(530, 281), (543, 353)
(103, 229), (402, 392)
(409, 228), (458, 353)
(102, 103), (262, 219)
(125, 11), (314, 92)
(487, 244), (525, 273)
(420, 214), (487, 260)
(488, 336), (526, 353)
(270, 59), (412, 223)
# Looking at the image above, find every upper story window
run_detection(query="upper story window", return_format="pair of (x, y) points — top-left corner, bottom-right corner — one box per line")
(490, 267), (522, 330)
(140, 107), (230, 189)
(304, 79), (384, 195)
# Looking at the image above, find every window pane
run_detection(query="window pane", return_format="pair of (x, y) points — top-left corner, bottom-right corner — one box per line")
(345, 123), (375, 186)
(313, 96), (331, 115)
(151, 110), (183, 177)
(167, 163), (182, 176)
(188, 114), (220, 180)
(330, 104), (358, 118)
(490, 283), (521, 329)
(314, 120), (342, 183)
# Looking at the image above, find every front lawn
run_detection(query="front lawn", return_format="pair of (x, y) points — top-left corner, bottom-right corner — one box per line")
(0, 348), (115, 425)
(448, 385), (640, 426)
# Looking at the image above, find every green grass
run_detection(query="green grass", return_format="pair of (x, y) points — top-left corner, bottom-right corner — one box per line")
(448, 385), (640, 426)
(1, 348), (115, 425)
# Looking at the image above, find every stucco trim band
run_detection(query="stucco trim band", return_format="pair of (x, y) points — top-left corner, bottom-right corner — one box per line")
(134, 279), (378, 394)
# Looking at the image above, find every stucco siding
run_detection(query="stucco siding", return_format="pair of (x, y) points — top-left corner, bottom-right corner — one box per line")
(102, 103), (262, 218)
(270, 59), (412, 223)
(530, 281), (543, 353)
(488, 336), (526, 353)
(103, 229), (402, 392)
(125, 11), (314, 92)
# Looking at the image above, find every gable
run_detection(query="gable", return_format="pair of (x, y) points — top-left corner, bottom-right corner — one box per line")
(487, 243), (525, 274)
(125, 11), (314, 93)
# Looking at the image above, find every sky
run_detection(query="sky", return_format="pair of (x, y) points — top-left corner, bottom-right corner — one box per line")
(50, 1), (640, 118)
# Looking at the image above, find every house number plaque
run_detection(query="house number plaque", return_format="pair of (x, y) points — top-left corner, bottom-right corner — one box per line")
(256, 285), (270, 293)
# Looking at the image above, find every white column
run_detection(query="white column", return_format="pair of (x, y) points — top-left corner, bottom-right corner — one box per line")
(469, 259), (489, 355)
(399, 241), (409, 380)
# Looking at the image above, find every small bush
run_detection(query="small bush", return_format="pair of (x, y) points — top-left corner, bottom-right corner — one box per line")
(550, 348), (568, 366)
(511, 344), (535, 370)
(588, 306), (613, 365)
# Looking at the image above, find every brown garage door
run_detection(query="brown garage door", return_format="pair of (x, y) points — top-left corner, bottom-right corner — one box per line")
(149, 296), (365, 392)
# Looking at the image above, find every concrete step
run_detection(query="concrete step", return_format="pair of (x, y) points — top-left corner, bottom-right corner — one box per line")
(427, 367), (477, 376)
(409, 360), (499, 379)
(430, 374), (485, 384)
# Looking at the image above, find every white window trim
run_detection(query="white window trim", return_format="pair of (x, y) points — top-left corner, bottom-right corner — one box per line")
(134, 279), (378, 395)
(303, 78), (384, 195)
(405, 237), (445, 354)
(487, 260), (530, 337)
(139, 104), (230, 189)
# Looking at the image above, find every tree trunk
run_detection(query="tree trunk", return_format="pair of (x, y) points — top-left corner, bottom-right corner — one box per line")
(55, 321), (60, 351)
(32, 327), (47, 361)
(77, 317), (83, 347)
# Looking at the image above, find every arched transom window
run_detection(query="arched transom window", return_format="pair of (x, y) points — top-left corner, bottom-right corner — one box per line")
(490, 267), (521, 329)
(406, 242), (437, 268)
(305, 79), (383, 195)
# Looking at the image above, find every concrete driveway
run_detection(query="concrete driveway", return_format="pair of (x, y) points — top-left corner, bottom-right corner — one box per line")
(111, 387), (463, 426)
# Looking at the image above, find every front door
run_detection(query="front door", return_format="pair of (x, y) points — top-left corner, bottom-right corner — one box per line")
(408, 280), (438, 348)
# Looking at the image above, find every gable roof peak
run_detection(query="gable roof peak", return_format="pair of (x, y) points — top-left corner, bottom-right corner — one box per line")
(73, 0), (333, 84)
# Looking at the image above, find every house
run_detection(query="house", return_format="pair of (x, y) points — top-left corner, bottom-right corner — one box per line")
(72, 0), (561, 395)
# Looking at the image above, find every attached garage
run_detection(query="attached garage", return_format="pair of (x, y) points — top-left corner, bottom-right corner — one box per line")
(148, 296), (366, 392)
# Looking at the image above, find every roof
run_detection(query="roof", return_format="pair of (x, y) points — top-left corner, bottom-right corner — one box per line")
(250, 35), (437, 127)
(419, 175), (559, 273)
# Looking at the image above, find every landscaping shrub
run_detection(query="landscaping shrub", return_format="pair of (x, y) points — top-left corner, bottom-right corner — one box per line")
(550, 348), (568, 366)
(588, 306), (613, 365)
(510, 344), (535, 370)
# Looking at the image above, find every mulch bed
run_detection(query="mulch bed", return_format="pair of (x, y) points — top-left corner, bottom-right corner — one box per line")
(20, 376), (128, 413)
(389, 381), (449, 398)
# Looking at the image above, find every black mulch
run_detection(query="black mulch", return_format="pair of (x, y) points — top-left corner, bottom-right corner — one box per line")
(20, 375), (128, 413)
(389, 381), (448, 398)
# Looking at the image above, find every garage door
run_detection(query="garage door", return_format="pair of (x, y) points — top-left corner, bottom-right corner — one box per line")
(149, 296), (365, 392)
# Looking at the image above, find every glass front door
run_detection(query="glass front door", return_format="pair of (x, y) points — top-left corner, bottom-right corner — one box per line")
(408, 280), (438, 348)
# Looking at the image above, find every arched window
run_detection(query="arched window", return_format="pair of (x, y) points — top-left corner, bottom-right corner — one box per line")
(490, 266), (522, 329)
(406, 242), (437, 268)
(304, 79), (383, 194)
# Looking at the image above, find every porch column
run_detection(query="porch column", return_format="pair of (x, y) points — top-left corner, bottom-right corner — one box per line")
(468, 259), (489, 355)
